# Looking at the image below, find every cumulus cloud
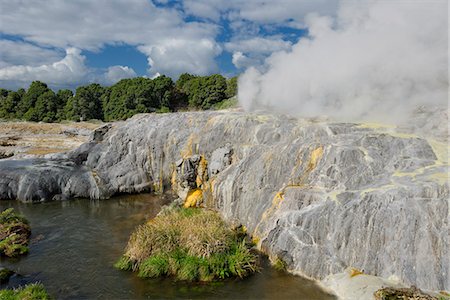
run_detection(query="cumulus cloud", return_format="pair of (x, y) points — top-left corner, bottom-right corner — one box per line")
(0, 0), (220, 83)
(0, 48), (89, 89)
(138, 38), (221, 78)
(0, 0), (183, 50)
(232, 52), (258, 69)
(225, 37), (291, 54)
(103, 65), (137, 84)
(183, 0), (337, 26)
(226, 37), (292, 69)
(239, 1), (448, 124)
(0, 40), (63, 68)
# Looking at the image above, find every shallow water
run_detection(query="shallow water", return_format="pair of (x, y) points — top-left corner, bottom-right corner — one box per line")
(1, 194), (335, 299)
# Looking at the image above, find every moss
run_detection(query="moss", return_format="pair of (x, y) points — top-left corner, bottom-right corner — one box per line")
(0, 283), (51, 300)
(116, 207), (258, 281)
(0, 268), (14, 283)
(0, 208), (31, 257)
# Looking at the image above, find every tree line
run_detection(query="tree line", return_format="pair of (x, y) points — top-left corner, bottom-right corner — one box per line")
(0, 74), (237, 122)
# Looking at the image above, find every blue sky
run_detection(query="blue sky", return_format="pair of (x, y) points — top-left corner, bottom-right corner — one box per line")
(0, 0), (328, 90)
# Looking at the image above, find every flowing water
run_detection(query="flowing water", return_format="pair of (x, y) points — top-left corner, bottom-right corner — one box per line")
(0, 194), (335, 299)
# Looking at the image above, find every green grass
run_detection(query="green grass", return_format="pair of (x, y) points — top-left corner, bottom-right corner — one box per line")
(272, 257), (287, 271)
(0, 283), (51, 300)
(115, 207), (258, 281)
(0, 208), (31, 257)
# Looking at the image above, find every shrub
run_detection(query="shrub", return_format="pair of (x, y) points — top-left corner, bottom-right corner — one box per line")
(116, 207), (258, 281)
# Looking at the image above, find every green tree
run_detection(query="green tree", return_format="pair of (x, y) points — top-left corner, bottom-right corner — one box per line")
(34, 90), (59, 122)
(102, 76), (176, 121)
(0, 91), (21, 119)
(0, 88), (9, 98)
(65, 83), (104, 121)
(103, 77), (153, 121)
(225, 76), (238, 99)
(153, 75), (174, 110)
(55, 89), (73, 121)
(176, 73), (197, 89)
(18, 81), (50, 119)
(184, 74), (227, 109)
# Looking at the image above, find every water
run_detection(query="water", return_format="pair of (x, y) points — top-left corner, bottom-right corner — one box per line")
(1, 194), (335, 299)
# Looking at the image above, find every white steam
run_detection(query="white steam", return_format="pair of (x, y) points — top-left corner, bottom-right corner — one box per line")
(239, 1), (448, 124)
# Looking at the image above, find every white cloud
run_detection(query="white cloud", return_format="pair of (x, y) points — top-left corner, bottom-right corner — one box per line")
(225, 37), (291, 55)
(0, 48), (88, 89)
(232, 52), (258, 69)
(239, 1), (448, 124)
(0, 40), (63, 68)
(0, 0), (220, 83)
(183, 0), (337, 26)
(104, 65), (137, 85)
(138, 38), (221, 78)
(226, 37), (292, 68)
(0, 0), (182, 50)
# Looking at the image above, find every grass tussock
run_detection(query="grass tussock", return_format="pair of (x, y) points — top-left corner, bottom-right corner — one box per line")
(0, 283), (51, 300)
(115, 207), (258, 281)
(0, 208), (31, 257)
(272, 257), (287, 271)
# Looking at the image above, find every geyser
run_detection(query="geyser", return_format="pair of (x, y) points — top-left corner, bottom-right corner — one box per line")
(238, 0), (448, 125)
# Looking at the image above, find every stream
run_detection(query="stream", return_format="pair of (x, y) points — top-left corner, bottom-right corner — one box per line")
(1, 193), (335, 299)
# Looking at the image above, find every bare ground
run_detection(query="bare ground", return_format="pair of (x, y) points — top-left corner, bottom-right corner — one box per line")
(0, 121), (102, 159)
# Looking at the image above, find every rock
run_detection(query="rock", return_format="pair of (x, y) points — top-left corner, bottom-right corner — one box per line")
(0, 151), (13, 159)
(172, 155), (208, 205)
(208, 144), (233, 176)
(0, 111), (448, 293)
(90, 124), (112, 142)
(62, 127), (91, 137)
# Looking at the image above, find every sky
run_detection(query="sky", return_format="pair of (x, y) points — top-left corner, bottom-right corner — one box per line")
(0, 0), (335, 90)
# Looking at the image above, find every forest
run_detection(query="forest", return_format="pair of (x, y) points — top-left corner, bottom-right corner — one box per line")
(0, 74), (237, 122)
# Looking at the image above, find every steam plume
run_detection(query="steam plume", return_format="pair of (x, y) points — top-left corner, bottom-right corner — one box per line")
(239, 1), (448, 125)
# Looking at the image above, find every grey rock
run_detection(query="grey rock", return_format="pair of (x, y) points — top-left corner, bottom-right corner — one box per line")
(209, 144), (233, 176)
(90, 124), (112, 142)
(173, 155), (205, 201)
(0, 111), (448, 292)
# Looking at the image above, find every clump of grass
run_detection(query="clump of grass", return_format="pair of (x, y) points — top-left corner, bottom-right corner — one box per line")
(0, 267), (14, 282)
(272, 257), (287, 271)
(0, 283), (51, 300)
(0, 208), (31, 257)
(374, 286), (438, 300)
(116, 207), (258, 281)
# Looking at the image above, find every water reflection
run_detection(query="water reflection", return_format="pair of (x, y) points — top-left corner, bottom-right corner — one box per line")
(0, 194), (335, 299)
